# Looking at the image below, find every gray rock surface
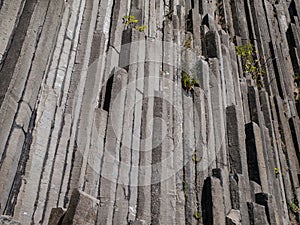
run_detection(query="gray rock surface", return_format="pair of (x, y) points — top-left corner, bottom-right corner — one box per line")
(61, 189), (99, 225)
(47, 208), (65, 225)
(0, 0), (299, 224)
(0, 216), (21, 225)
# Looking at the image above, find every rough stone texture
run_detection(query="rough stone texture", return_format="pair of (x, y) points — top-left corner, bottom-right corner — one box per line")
(226, 209), (241, 225)
(226, 105), (247, 175)
(0, 0), (299, 224)
(0, 216), (21, 225)
(247, 202), (269, 225)
(61, 189), (99, 225)
(245, 122), (269, 192)
(47, 208), (65, 225)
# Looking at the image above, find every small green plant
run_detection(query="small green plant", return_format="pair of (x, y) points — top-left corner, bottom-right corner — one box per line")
(192, 151), (200, 162)
(184, 36), (192, 49)
(274, 167), (280, 176)
(236, 43), (265, 88)
(289, 201), (299, 213)
(193, 212), (202, 220)
(192, 155), (200, 162)
(294, 73), (300, 83)
(135, 25), (147, 32)
(293, 73), (300, 101)
(181, 72), (199, 93)
(122, 15), (138, 27)
(122, 15), (147, 32)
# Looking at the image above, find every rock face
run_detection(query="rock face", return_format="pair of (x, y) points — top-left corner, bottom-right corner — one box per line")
(0, 0), (299, 224)
(0, 216), (21, 225)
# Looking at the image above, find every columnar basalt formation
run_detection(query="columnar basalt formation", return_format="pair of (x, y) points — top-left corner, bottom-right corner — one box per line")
(0, 0), (300, 224)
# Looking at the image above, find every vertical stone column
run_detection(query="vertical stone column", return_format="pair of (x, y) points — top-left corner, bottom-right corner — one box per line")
(245, 122), (269, 193)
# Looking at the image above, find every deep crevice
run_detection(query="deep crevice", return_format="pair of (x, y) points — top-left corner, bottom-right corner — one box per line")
(269, 42), (284, 99)
(3, 109), (36, 216)
(245, 123), (261, 185)
(288, 0), (298, 23)
(288, 118), (300, 168)
(0, 0), (38, 107)
(201, 177), (213, 225)
(103, 74), (114, 112)
(243, 0), (254, 40)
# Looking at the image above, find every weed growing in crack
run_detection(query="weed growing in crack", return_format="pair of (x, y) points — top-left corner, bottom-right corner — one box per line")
(184, 36), (192, 49)
(289, 200), (299, 213)
(122, 15), (147, 33)
(123, 15), (138, 27)
(192, 151), (200, 162)
(236, 43), (265, 88)
(274, 167), (280, 177)
(293, 73), (300, 101)
(193, 211), (202, 220)
(181, 72), (199, 93)
(135, 25), (147, 32)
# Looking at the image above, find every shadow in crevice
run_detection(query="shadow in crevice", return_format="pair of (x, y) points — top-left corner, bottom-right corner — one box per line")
(201, 177), (213, 225)
(288, 0), (298, 23)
